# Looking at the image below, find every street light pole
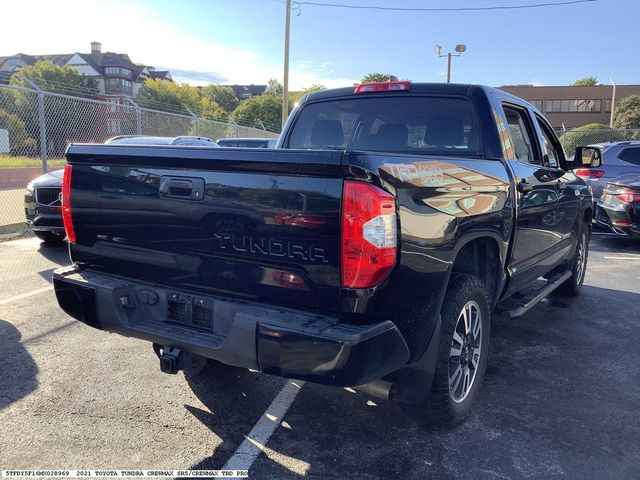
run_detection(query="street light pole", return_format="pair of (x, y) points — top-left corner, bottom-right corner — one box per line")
(436, 44), (466, 83)
(607, 77), (616, 128)
(282, 0), (291, 128)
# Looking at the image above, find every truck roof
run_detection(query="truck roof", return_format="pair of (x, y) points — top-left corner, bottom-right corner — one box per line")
(304, 82), (536, 112)
(306, 83), (503, 101)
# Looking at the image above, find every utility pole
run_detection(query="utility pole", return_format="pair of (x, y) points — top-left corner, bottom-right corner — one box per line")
(435, 44), (467, 83)
(607, 77), (616, 128)
(282, 0), (291, 127)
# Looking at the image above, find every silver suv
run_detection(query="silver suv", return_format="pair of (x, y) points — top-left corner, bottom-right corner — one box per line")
(576, 141), (640, 201)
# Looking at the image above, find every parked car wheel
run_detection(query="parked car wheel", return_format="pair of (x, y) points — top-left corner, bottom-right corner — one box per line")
(34, 231), (65, 245)
(427, 274), (491, 427)
(556, 222), (590, 296)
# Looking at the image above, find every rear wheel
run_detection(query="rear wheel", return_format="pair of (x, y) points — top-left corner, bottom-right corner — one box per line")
(556, 222), (589, 296)
(34, 231), (65, 245)
(428, 274), (491, 427)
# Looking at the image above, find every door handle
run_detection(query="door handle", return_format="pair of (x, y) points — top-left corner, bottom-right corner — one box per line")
(517, 180), (533, 194)
(159, 176), (205, 200)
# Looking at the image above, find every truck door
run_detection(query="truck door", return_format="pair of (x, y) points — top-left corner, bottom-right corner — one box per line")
(501, 104), (563, 294)
(534, 114), (580, 252)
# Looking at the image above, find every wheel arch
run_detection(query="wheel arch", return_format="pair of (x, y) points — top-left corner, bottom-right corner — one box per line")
(448, 233), (506, 308)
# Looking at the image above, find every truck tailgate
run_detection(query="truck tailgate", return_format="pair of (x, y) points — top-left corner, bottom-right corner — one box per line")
(66, 145), (344, 312)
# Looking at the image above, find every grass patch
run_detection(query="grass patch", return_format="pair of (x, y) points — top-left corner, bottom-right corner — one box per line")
(0, 155), (66, 168)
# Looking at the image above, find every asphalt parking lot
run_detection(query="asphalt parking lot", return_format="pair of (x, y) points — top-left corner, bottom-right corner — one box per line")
(1, 230), (639, 479)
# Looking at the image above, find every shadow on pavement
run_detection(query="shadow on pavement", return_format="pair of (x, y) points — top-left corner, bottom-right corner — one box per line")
(243, 285), (640, 479)
(0, 320), (38, 411)
(588, 234), (640, 254)
(37, 241), (71, 266)
(183, 361), (287, 469)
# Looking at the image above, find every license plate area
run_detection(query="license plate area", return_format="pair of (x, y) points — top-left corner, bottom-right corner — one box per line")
(166, 291), (214, 332)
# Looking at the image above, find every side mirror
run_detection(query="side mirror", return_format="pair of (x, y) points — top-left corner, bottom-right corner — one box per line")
(574, 146), (602, 168)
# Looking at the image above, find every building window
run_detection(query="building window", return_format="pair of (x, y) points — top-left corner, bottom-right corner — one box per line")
(546, 99), (601, 113)
(107, 119), (121, 134)
(108, 98), (118, 112)
(105, 67), (132, 77)
(605, 99), (618, 113)
(530, 100), (543, 110)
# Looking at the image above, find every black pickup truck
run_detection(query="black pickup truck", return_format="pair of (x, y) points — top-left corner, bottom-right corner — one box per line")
(53, 82), (595, 426)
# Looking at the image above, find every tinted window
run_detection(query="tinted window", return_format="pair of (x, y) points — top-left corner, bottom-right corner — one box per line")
(618, 148), (640, 166)
(288, 97), (480, 155)
(503, 106), (537, 165)
(535, 115), (562, 168)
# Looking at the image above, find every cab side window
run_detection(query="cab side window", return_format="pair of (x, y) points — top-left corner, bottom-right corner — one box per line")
(503, 105), (538, 165)
(535, 115), (564, 169)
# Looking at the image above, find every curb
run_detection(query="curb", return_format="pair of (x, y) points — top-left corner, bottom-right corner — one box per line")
(0, 222), (28, 237)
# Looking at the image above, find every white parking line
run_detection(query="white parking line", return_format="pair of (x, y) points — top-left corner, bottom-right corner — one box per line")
(223, 380), (305, 473)
(603, 256), (640, 260)
(0, 285), (52, 306)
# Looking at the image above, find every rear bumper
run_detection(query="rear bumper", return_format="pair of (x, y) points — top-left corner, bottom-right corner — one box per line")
(595, 203), (640, 238)
(53, 266), (410, 386)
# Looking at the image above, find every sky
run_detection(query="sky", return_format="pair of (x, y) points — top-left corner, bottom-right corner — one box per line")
(1, 0), (638, 90)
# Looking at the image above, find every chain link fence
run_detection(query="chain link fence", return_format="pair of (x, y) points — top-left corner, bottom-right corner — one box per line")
(0, 83), (278, 238)
(554, 126), (640, 157)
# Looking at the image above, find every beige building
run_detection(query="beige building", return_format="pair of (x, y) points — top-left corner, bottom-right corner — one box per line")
(499, 84), (640, 129)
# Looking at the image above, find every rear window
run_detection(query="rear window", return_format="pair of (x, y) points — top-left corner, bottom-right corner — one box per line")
(287, 96), (480, 155)
(618, 147), (640, 166)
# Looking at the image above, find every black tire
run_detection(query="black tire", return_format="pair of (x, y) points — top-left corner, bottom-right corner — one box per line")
(34, 231), (65, 245)
(556, 222), (589, 297)
(428, 274), (491, 427)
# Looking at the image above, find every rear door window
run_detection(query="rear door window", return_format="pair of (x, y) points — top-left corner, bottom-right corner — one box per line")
(502, 105), (538, 165)
(618, 147), (640, 166)
(287, 96), (480, 155)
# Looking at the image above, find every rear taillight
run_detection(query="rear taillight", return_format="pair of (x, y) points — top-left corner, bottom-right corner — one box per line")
(61, 164), (76, 243)
(615, 192), (640, 204)
(341, 181), (397, 289)
(575, 169), (605, 179)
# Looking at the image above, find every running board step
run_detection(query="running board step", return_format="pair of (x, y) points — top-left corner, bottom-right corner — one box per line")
(508, 270), (572, 318)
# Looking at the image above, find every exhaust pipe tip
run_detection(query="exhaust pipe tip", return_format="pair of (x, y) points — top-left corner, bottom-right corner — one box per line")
(354, 379), (396, 401)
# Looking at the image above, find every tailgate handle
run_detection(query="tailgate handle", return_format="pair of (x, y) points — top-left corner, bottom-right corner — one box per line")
(159, 177), (205, 201)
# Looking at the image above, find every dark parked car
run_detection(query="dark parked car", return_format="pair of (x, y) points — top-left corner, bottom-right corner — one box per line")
(24, 169), (65, 244)
(24, 136), (219, 244)
(574, 141), (640, 202)
(54, 82), (596, 426)
(595, 175), (640, 238)
(217, 137), (277, 148)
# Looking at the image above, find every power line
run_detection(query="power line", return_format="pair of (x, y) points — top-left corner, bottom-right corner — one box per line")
(293, 0), (596, 12)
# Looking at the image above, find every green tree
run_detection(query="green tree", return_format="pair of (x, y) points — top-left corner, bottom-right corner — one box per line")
(304, 84), (326, 93)
(361, 73), (398, 83)
(0, 108), (37, 155)
(200, 85), (239, 113)
(137, 78), (202, 113)
(571, 77), (599, 86)
(562, 123), (628, 154)
(265, 78), (284, 96)
(10, 61), (100, 155)
(10, 60), (98, 96)
(613, 95), (640, 129)
(232, 94), (282, 132)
